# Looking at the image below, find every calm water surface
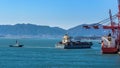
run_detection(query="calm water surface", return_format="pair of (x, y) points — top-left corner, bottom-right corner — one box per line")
(0, 38), (120, 68)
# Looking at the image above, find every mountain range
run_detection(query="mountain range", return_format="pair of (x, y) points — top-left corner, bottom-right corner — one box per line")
(0, 23), (110, 38)
(68, 24), (110, 37)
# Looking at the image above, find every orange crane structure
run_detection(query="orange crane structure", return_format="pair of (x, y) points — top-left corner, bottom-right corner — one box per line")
(84, 0), (120, 54)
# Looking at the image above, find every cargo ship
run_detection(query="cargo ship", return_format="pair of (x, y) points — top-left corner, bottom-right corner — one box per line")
(101, 33), (118, 54)
(9, 40), (24, 47)
(55, 34), (92, 49)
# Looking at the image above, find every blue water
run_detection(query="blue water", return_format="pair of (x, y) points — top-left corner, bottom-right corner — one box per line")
(0, 38), (120, 68)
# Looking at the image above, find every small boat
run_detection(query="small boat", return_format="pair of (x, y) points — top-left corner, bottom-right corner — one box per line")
(55, 34), (93, 49)
(9, 40), (24, 47)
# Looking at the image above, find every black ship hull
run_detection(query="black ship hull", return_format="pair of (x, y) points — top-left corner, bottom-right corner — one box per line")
(9, 45), (24, 47)
(55, 42), (92, 49)
(64, 45), (92, 49)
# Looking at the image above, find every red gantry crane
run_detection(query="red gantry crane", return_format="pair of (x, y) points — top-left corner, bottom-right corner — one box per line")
(84, 0), (120, 54)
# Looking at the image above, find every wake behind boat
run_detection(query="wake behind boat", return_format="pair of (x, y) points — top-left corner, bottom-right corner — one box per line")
(55, 34), (93, 49)
(9, 40), (24, 47)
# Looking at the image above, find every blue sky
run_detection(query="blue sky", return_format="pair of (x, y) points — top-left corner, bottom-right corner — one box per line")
(0, 0), (118, 29)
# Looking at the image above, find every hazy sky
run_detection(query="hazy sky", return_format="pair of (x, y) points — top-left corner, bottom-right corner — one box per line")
(0, 0), (118, 29)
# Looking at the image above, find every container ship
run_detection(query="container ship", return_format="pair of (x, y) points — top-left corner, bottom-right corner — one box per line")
(55, 34), (92, 49)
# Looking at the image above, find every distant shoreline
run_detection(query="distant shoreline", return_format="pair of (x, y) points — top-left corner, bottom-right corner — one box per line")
(0, 35), (101, 40)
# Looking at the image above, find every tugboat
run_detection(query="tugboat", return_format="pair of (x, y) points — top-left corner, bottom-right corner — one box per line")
(9, 40), (24, 47)
(55, 34), (93, 49)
